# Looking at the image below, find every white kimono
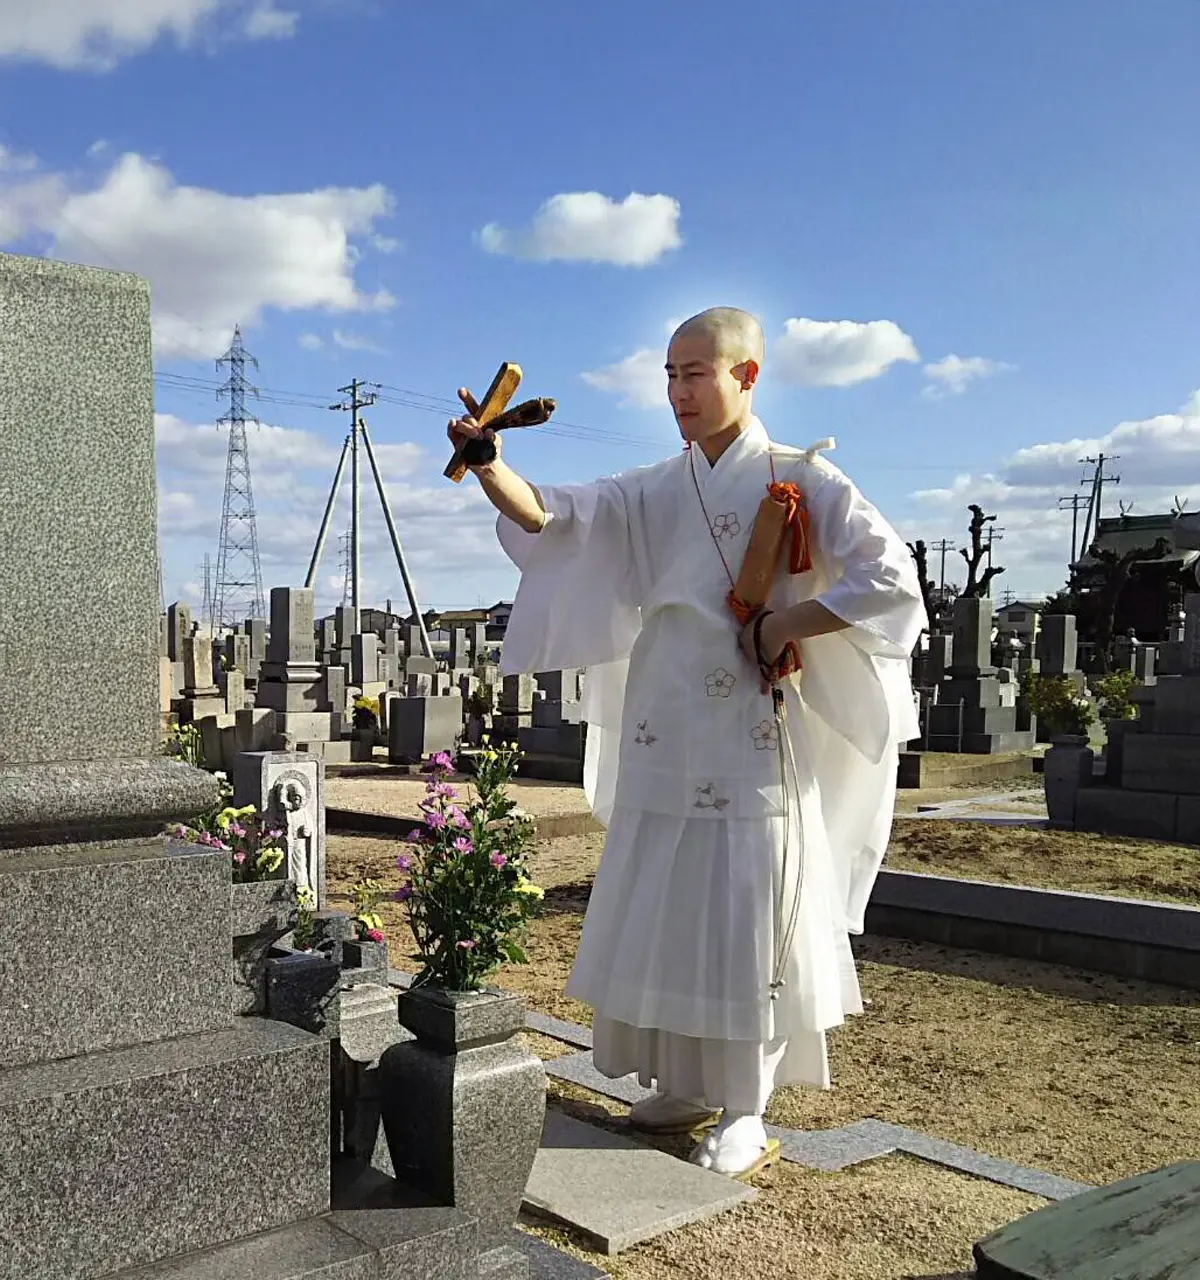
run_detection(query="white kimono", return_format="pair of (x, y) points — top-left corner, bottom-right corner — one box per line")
(498, 417), (926, 1113)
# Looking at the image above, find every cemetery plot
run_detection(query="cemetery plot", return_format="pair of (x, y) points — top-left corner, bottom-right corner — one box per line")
(886, 819), (1200, 906)
(329, 826), (1200, 1268)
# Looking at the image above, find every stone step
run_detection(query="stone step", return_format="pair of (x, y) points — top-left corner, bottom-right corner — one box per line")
(107, 1203), (479, 1280)
(522, 1110), (754, 1255)
(0, 1019), (329, 1280)
(0, 838), (231, 1071)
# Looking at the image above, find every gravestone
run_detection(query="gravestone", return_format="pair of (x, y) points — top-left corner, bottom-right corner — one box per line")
(224, 631), (251, 676)
(949, 596), (993, 677)
(1039, 614), (1079, 676)
(182, 634), (219, 696)
(0, 251), (341, 1277)
(232, 750), (326, 907)
(166, 601), (192, 663)
(389, 695), (463, 764)
(257, 587), (324, 716)
(318, 616), (337, 662)
(1076, 592), (1200, 844)
(449, 627), (470, 672)
(467, 622), (488, 664)
(352, 632), (379, 687)
(926, 596), (1035, 754)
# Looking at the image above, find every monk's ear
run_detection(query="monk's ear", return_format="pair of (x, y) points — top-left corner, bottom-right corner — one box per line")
(738, 360), (760, 390)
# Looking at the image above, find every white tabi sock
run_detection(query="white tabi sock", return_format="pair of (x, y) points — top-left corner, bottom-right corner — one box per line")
(689, 1112), (768, 1176)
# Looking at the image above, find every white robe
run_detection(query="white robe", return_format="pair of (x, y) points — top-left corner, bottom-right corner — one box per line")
(497, 417), (926, 1111)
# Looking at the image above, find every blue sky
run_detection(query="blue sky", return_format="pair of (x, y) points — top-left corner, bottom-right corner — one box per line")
(2, 0), (1198, 617)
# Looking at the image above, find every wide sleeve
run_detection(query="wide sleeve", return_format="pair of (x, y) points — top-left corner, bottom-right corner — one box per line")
(496, 476), (643, 676)
(807, 463), (928, 657)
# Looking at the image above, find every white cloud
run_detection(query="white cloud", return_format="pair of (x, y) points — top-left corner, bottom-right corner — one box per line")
(154, 410), (510, 613)
(922, 354), (1015, 399)
(908, 389), (1200, 590)
(369, 233), (401, 254)
(241, 2), (296, 39)
(299, 332), (325, 350)
(0, 0), (299, 70)
(774, 317), (920, 387)
(0, 150), (397, 359)
(480, 192), (682, 267)
(0, 143), (38, 173)
(581, 347), (667, 409)
(332, 328), (384, 354)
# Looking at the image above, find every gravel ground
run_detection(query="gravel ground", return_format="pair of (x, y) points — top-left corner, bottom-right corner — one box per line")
(886, 820), (1200, 905)
(329, 827), (1200, 1279)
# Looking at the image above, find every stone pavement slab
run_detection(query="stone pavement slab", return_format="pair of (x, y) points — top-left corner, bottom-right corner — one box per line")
(856, 1120), (1090, 1201)
(765, 1120), (898, 1171)
(522, 1111), (754, 1255)
(544, 1051), (655, 1106)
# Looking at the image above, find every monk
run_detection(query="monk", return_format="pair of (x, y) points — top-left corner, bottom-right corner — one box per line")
(447, 308), (926, 1178)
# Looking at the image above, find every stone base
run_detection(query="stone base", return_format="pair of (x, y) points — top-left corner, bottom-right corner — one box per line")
(1075, 787), (1200, 845)
(0, 1019), (329, 1280)
(896, 750), (1036, 789)
(0, 837), (230, 1070)
(925, 729), (1036, 754)
(107, 1160), (480, 1280)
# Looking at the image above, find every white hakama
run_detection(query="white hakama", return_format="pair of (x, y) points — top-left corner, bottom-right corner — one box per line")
(498, 418), (925, 1112)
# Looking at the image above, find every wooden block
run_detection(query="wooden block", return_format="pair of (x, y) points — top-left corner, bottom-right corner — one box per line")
(444, 363), (522, 482)
(974, 1160), (1200, 1279)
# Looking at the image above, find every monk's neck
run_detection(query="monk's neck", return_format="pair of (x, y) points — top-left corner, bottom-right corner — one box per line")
(698, 418), (751, 466)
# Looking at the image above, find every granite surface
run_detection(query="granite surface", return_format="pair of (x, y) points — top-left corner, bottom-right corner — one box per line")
(0, 252), (160, 767)
(505, 1232), (610, 1280)
(523, 1110), (754, 1255)
(232, 878), (298, 1014)
(267, 950), (344, 1036)
(381, 1000), (546, 1247)
(0, 1018), (329, 1280)
(0, 841), (231, 1070)
(109, 1217), (376, 1280)
(397, 985), (529, 1049)
(0, 757), (220, 847)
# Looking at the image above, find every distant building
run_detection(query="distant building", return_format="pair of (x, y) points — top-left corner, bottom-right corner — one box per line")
(995, 600), (1043, 641)
(1074, 512), (1200, 640)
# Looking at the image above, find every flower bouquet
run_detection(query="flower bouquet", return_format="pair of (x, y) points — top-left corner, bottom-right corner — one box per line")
(172, 773), (288, 882)
(396, 742), (542, 992)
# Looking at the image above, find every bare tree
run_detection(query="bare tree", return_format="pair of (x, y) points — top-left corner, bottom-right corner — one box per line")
(1087, 536), (1170, 672)
(959, 504), (1005, 598)
(906, 538), (936, 627)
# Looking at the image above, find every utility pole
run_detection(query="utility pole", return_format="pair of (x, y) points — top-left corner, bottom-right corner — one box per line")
(213, 327), (266, 630)
(327, 379), (375, 629)
(1058, 493), (1090, 569)
(306, 379), (434, 657)
(338, 530), (353, 607)
(1001, 587), (1017, 607)
(204, 554), (213, 634)
(983, 526), (1005, 596)
(931, 538), (956, 593)
(1078, 453), (1121, 558)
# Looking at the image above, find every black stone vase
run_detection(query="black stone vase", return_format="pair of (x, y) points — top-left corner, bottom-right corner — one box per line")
(379, 985), (546, 1258)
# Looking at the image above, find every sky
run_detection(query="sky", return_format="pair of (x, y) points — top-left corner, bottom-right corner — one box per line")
(2, 0), (1199, 617)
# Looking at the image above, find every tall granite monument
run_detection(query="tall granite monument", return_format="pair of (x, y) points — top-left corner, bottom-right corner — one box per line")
(0, 253), (476, 1277)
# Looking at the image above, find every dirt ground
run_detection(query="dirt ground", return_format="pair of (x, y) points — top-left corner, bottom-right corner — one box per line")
(328, 822), (1200, 1280)
(886, 819), (1200, 905)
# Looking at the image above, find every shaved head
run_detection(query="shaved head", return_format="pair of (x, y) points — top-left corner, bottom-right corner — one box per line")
(670, 307), (765, 369)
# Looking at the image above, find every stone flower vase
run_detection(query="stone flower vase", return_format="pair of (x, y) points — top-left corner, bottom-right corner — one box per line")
(230, 878), (297, 1014)
(1043, 735), (1095, 830)
(379, 985), (546, 1254)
